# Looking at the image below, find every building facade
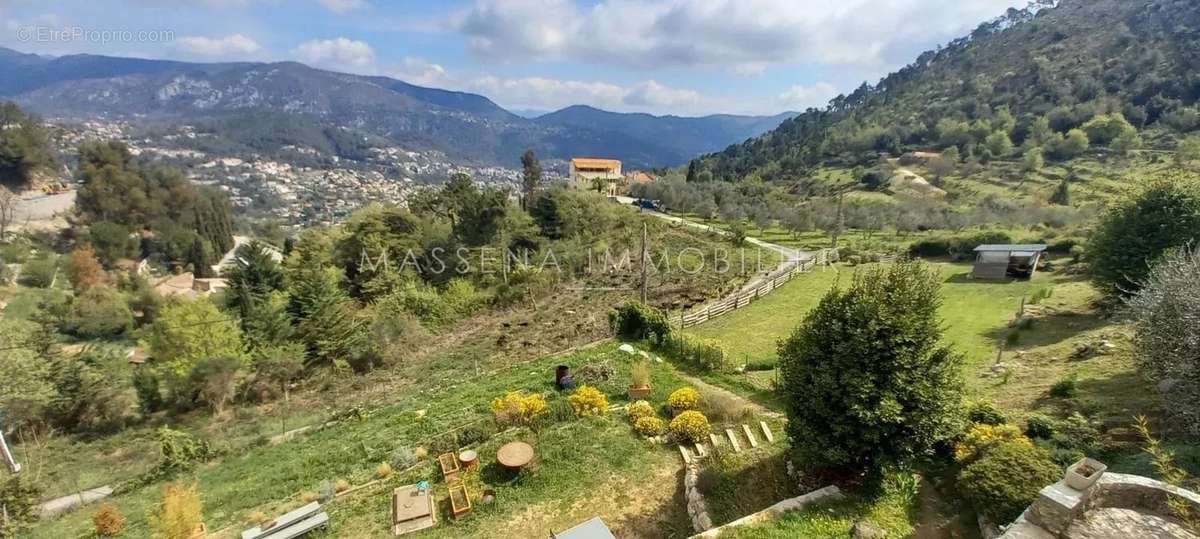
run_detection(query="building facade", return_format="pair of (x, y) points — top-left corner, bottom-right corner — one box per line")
(569, 157), (622, 195)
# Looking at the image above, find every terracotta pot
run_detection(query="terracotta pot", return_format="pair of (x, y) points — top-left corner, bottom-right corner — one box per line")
(627, 385), (652, 400)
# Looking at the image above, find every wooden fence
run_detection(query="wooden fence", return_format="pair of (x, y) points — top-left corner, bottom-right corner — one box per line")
(680, 249), (834, 329)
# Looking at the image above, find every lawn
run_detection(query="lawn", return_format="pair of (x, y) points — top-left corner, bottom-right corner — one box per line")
(718, 477), (922, 539)
(682, 259), (1159, 424)
(28, 342), (730, 539)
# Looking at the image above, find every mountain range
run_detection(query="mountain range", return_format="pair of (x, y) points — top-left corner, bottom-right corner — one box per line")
(0, 47), (795, 169)
(697, 0), (1200, 182)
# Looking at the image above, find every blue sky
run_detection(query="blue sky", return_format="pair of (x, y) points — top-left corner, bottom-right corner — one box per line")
(0, 0), (1025, 116)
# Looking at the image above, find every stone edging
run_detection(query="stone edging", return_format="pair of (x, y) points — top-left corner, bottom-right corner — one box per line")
(688, 485), (843, 538)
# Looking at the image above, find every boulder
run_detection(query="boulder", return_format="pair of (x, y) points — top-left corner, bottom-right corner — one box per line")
(618, 344), (636, 354)
(851, 520), (887, 539)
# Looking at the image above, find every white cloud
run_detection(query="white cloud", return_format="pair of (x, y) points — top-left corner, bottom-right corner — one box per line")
(623, 80), (702, 110)
(456, 0), (1025, 70)
(175, 34), (262, 57)
(777, 82), (839, 110)
(465, 75), (627, 112)
(292, 37), (375, 69)
(388, 57), (452, 87)
(318, 0), (368, 14)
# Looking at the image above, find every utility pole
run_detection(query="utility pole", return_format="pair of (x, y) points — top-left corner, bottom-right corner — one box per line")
(639, 222), (649, 303)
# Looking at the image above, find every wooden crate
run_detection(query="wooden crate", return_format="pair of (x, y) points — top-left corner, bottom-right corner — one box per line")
(437, 453), (460, 482)
(448, 482), (472, 520)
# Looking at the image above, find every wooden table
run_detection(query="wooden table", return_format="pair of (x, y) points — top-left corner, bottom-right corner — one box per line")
(496, 442), (534, 469)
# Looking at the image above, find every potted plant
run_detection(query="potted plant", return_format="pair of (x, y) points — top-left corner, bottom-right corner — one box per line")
(1065, 457), (1107, 491)
(628, 360), (652, 400)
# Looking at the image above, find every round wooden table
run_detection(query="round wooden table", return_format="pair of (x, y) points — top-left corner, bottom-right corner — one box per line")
(496, 442), (534, 470)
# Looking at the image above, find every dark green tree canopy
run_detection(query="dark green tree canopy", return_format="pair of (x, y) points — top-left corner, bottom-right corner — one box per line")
(0, 101), (54, 187)
(778, 260), (963, 480)
(1088, 172), (1200, 297)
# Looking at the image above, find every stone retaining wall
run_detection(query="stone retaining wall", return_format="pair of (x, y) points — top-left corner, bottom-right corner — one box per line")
(689, 485), (843, 538)
(1000, 472), (1200, 538)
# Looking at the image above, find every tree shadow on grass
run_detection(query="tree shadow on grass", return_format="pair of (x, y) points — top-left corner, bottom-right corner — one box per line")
(983, 310), (1111, 350)
(943, 271), (1019, 284)
(1071, 370), (1162, 424)
(607, 466), (694, 539)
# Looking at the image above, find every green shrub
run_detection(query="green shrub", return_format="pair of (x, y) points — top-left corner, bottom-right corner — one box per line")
(609, 301), (672, 344)
(958, 440), (1061, 523)
(1051, 413), (1099, 452)
(908, 231), (1015, 260)
(661, 333), (730, 372)
(156, 427), (214, 471)
(0, 474), (42, 535)
(132, 368), (164, 415)
(967, 401), (1007, 426)
(1048, 446), (1086, 467)
(455, 424), (492, 447)
(1049, 375), (1078, 398)
(65, 287), (134, 338)
(1025, 415), (1055, 440)
(19, 255), (58, 288)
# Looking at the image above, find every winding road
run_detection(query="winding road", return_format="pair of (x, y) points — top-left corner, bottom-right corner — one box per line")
(613, 196), (813, 297)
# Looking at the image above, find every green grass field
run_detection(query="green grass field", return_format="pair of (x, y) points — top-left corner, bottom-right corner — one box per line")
(29, 341), (779, 539)
(683, 259), (1158, 426)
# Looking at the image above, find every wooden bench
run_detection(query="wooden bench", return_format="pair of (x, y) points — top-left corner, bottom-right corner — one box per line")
(240, 502), (329, 539)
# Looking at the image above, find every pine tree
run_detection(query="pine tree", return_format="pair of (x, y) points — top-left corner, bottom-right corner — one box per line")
(520, 149), (541, 211)
(188, 237), (212, 278)
(685, 160), (699, 183)
(1050, 178), (1070, 205)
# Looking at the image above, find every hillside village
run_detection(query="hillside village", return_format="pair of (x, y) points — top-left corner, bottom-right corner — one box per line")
(3, 0), (1200, 539)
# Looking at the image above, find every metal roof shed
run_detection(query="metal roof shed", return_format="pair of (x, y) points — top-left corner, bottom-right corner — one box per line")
(971, 244), (1047, 280)
(551, 517), (616, 539)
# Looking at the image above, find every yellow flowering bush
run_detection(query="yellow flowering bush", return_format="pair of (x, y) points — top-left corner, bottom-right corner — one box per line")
(634, 416), (666, 437)
(955, 423), (1031, 463)
(669, 410), (711, 443)
(490, 391), (548, 425)
(668, 387), (700, 413)
(627, 400), (655, 423)
(568, 385), (608, 417)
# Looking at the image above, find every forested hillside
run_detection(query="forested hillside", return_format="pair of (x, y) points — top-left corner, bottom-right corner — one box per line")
(698, 0), (1200, 182)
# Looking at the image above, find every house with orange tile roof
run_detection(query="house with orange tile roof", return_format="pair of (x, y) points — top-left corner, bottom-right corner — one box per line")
(569, 157), (622, 195)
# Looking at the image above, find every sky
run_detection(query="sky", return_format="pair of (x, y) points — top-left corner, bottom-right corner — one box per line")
(0, 0), (1026, 117)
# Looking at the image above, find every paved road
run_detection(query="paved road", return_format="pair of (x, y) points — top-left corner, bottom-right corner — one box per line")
(10, 191), (75, 233)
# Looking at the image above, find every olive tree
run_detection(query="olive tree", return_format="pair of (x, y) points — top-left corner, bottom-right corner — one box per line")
(778, 260), (963, 481)
(1126, 246), (1200, 436)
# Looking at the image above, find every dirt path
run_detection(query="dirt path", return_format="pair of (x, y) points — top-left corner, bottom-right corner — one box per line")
(675, 371), (785, 419)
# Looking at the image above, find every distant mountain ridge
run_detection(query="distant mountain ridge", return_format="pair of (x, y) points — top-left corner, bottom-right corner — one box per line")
(0, 47), (794, 168)
(697, 0), (1200, 181)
